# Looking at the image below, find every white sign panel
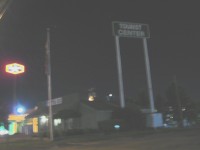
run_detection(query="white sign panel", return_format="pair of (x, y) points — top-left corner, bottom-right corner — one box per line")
(112, 21), (150, 38)
(47, 97), (63, 106)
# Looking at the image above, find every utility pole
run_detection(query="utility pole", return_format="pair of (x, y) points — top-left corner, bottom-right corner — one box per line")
(45, 28), (54, 141)
(174, 75), (184, 127)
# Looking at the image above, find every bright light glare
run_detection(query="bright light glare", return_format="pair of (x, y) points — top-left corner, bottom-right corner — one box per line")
(114, 124), (120, 129)
(5, 63), (25, 75)
(17, 106), (25, 114)
(54, 119), (61, 126)
(0, 130), (8, 135)
(0, 126), (9, 135)
(40, 116), (48, 123)
(109, 93), (113, 97)
(88, 96), (94, 101)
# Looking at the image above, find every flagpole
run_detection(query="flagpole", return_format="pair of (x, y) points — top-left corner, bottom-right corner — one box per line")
(46, 28), (54, 141)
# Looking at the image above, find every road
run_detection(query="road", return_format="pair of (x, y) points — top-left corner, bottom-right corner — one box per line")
(1, 128), (200, 150)
(52, 128), (200, 150)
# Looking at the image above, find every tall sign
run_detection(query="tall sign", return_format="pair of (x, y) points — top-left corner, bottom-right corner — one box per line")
(5, 62), (25, 114)
(112, 21), (155, 114)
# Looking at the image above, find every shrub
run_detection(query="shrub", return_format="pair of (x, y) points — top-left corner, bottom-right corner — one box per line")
(111, 107), (146, 130)
(98, 119), (119, 133)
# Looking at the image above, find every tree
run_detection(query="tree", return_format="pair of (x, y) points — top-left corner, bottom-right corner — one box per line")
(165, 80), (197, 126)
(184, 101), (198, 123)
(155, 94), (167, 113)
(135, 90), (149, 109)
(112, 104), (146, 130)
(0, 105), (9, 129)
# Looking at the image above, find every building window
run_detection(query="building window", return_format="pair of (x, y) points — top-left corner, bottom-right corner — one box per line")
(54, 119), (61, 126)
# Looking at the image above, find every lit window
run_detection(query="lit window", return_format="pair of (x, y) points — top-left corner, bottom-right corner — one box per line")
(54, 119), (61, 126)
(40, 116), (48, 124)
(33, 118), (38, 133)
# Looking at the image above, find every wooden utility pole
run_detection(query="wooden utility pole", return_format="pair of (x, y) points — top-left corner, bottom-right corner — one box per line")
(45, 28), (54, 141)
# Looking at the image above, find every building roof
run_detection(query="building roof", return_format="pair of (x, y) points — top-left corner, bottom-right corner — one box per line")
(82, 100), (116, 111)
(26, 93), (80, 118)
(26, 93), (115, 119)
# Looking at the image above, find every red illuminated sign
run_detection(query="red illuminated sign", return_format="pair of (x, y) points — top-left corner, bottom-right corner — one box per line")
(5, 63), (25, 75)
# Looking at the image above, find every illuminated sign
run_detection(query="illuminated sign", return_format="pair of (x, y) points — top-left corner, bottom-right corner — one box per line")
(112, 22), (150, 38)
(33, 118), (38, 133)
(5, 63), (25, 75)
(8, 114), (27, 122)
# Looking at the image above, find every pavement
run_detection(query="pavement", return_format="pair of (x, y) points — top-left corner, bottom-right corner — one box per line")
(1, 128), (200, 150)
(51, 128), (200, 150)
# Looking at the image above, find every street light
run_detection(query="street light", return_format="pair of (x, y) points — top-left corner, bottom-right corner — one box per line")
(16, 105), (26, 114)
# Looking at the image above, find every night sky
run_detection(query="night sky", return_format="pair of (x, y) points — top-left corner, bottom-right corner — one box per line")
(0, 0), (200, 108)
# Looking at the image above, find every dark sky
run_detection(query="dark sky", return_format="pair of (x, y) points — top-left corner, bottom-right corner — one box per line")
(0, 0), (200, 108)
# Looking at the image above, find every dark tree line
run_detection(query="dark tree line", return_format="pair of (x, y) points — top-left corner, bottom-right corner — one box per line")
(0, 101), (10, 129)
(134, 81), (199, 126)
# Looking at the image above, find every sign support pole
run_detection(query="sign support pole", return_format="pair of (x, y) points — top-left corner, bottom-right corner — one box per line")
(142, 38), (155, 113)
(112, 21), (163, 128)
(115, 36), (125, 108)
(13, 75), (17, 112)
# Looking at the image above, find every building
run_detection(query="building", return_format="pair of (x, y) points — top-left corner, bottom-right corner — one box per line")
(24, 93), (114, 136)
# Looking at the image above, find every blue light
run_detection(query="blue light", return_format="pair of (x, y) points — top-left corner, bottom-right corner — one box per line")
(114, 124), (120, 130)
(16, 105), (26, 114)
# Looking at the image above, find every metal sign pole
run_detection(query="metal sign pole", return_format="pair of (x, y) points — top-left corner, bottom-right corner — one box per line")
(142, 38), (155, 113)
(115, 36), (125, 108)
(13, 75), (17, 112)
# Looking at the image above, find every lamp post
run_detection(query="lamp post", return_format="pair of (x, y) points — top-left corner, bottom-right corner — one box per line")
(5, 63), (25, 113)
